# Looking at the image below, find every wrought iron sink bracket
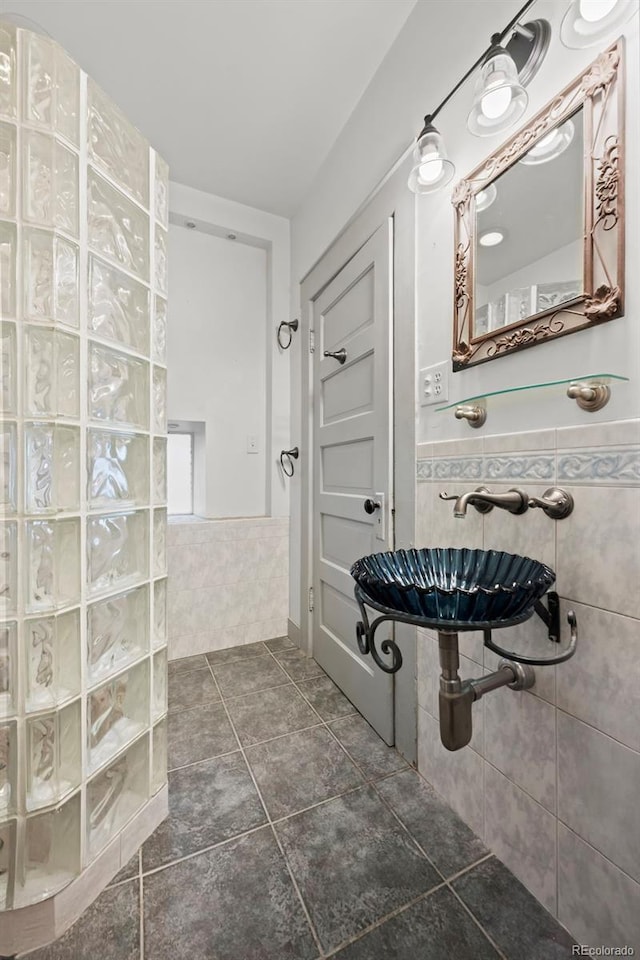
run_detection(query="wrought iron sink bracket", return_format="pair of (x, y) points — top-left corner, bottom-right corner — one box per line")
(353, 584), (529, 673)
(484, 591), (578, 665)
(354, 585), (578, 672)
(355, 585), (405, 674)
(354, 584), (578, 750)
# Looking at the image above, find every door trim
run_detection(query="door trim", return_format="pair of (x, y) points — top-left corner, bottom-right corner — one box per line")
(312, 222), (394, 744)
(299, 153), (417, 762)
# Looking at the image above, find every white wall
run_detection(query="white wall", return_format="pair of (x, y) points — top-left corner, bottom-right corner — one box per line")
(169, 180), (291, 519)
(168, 225), (267, 517)
(290, 0), (523, 281)
(288, 0), (640, 624)
(416, 1), (639, 443)
(287, 0), (522, 626)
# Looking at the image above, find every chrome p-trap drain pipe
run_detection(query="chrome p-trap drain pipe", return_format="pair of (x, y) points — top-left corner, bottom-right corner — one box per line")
(437, 632), (535, 751)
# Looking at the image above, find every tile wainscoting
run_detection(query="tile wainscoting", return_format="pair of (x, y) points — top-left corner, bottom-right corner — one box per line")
(167, 517), (289, 659)
(415, 419), (640, 949)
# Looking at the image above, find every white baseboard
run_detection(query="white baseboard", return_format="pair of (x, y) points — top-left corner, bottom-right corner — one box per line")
(287, 618), (301, 648)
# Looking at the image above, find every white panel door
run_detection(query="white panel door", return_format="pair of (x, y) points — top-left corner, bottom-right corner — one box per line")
(312, 221), (394, 744)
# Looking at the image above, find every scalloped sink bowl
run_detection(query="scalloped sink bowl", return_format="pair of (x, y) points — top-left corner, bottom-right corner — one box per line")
(351, 547), (555, 628)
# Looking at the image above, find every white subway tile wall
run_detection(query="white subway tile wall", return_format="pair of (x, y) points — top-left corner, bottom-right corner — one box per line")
(415, 419), (640, 948)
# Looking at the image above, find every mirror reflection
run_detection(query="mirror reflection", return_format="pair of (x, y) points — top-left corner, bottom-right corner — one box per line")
(474, 110), (584, 338)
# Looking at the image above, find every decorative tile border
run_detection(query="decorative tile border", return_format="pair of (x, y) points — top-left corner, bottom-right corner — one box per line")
(431, 456), (484, 480)
(485, 455), (555, 482)
(417, 447), (640, 486)
(557, 448), (640, 485)
(416, 460), (433, 481)
(417, 457), (483, 482)
(416, 454), (555, 483)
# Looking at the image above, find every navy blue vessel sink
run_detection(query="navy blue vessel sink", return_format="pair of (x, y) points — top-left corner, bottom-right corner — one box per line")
(351, 547), (555, 629)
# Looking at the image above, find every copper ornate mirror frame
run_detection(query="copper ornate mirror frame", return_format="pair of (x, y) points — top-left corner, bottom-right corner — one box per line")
(451, 40), (625, 371)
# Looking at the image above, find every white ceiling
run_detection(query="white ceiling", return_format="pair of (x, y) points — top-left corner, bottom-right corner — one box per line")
(1, 0), (417, 215)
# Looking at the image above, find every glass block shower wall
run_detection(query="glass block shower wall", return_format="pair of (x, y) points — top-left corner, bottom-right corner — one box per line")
(0, 22), (168, 911)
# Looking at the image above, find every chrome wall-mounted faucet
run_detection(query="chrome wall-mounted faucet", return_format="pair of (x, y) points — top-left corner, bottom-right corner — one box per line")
(439, 486), (528, 518)
(439, 485), (574, 520)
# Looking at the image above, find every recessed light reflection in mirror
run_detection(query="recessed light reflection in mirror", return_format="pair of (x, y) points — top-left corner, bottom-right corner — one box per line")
(479, 229), (505, 247)
(520, 120), (575, 166)
(475, 183), (497, 212)
(581, 0), (618, 20)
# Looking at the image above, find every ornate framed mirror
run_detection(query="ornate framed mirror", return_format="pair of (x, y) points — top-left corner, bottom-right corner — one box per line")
(452, 41), (624, 371)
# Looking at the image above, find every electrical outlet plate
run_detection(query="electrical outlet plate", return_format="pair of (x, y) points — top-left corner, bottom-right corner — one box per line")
(419, 362), (449, 407)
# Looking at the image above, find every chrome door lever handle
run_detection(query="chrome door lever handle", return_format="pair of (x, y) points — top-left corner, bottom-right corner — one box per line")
(323, 348), (347, 365)
(363, 498), (381, 514)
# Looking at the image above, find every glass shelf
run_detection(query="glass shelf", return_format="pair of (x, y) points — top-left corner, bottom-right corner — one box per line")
(436, 373), (629, 412)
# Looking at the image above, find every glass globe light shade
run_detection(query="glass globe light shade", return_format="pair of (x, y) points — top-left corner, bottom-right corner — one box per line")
(408, 123), (455, 194)
(467, 46), (528, 137)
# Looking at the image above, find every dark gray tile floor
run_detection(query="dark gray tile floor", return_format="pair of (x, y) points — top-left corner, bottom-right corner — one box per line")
(23, 638), (577, 960)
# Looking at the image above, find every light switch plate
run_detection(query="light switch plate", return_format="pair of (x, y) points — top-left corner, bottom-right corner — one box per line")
(419, 362), (449, 407)
(246, 435), (259, 454)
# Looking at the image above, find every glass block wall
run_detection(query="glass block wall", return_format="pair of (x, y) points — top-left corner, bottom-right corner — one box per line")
(0, 22), (168, 910)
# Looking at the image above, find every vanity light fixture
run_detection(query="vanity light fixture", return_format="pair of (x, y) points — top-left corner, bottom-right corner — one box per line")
(408, 0), (551, 194)
(479, 229), (505, 247)
(560, 0), (638, 48)
(519, 119), (575, 164)
(407, 116), (455, 194)
(475, 183), (497, 212)
(467, 34), (528, 137)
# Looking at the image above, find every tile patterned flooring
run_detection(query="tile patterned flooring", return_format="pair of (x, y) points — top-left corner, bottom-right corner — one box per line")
(24, 638), (576, 959)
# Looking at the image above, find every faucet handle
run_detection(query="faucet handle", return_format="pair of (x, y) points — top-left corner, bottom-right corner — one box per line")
(528, 487), (574, 520)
